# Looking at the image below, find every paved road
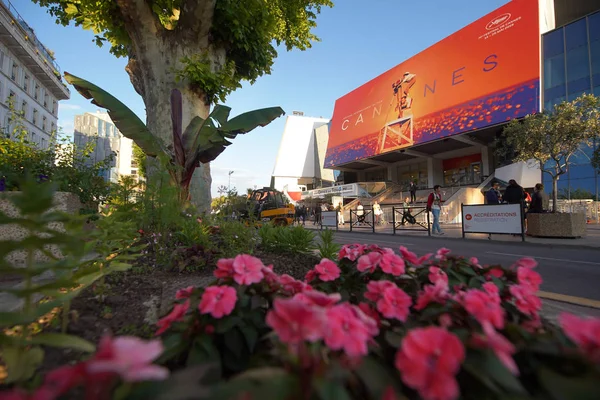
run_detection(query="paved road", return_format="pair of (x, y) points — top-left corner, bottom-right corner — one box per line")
(329, 231), (600, 319)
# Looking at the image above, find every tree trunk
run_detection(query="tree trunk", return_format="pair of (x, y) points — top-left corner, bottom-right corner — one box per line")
(128, 40), (218, 214)
(552, 176), (558, 213)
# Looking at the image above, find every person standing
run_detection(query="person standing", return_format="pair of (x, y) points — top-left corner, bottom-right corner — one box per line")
(401, 196), (413, 225)
(409, 181), (417, 203)
(503, 179), (526, 235)
(336, 202), (345, 226)
(373, 201), (382, 225)
(426, 185), (445, 235)
(529, 183), (548, 213)
(486, 181), (502, 205)
(356, 201), (364, 226)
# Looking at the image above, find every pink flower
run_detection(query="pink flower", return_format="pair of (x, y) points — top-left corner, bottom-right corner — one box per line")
(428, 266), (448, 285)
(338, 244), (365, 261)
(379, 253), (406, 276)
(279, 274), (312, 295)
(439, 313), (453, 328)
(294, 291), (341, 308)
(214, 258), (234, 279)
(509, 285), (542, 316)
(87, 336), (169, 382)
(436, 248), (451, 260)
(378, 286), (412, 322)
(517, 267), (542, 291)
(358, 302), (381, 328)
(559, 313), (600, 363)
(472, 322), (519, 375)
(175, 286), (194, 300)
(357, 252), (382, 273)
(232, 254), (264, 285)
(486, 267), (504, 280)
(199, 286), (237, 318)
(348, 303), (379, 336)
(522, 314), (542, 333)
(156, 300), (189, 335)
(470, 257), (482, 269)
(305, 269), (318, 283)
(462, 289), (505, 329)
(482, 282), (500, 301)
(261, 264), (279, 287)
(364, 280), (395, 302)
(399, 246), (432, 266)
(314, 259), (341, 281)
(514, 257), (537, 270)
(415, 281), (449, 310)
(395, 327), (465, 400)
(324, 303), (376, 357)
(266, 298), (325, 344)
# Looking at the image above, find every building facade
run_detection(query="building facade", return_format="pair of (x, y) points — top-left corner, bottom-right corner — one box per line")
(320, 0), (599, 199)
(542, 10), (600, 198)
(271, 114), (334, 202)
(0, 0), (70, 148)
(74, 111), (136, 183)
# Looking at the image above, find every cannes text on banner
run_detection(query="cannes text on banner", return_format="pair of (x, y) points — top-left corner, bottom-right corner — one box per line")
(324, 0), (540, 168)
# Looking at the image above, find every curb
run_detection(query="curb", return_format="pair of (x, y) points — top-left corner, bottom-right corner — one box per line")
(328, 229), (600, 251)
(537, 291), (600, 310)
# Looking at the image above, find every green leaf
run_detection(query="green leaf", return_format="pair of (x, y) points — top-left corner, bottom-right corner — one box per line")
(224, 327), (244, 359)
(64, 72), (163, 158)
(64, 3), (78, 14)
(465, 350), (526, 395)
(187, 335), (221, 375)
(240, 325), (258, 352)
(210, 105), (232, 126)
(215, 316), (241, 334)
(28, 333), (95, 352)
(355, 357), (402, 399)
(538, 367), (600, 400)
(313, 378), (352, 400)
(220, 107), (285, 135)
(3, 346), (44, 384)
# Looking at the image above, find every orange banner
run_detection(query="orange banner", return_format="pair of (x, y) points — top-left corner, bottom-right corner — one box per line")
(325, 0), (540, 168)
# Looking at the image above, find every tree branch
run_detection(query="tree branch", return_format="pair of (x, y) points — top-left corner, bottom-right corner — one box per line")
(115, 0), (163, 43)
(177, 0), (216, 44)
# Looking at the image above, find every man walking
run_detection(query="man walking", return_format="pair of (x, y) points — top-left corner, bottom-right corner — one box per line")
(409, 181), (417, 203)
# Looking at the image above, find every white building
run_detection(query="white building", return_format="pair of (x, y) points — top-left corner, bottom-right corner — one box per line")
(74, 111), (136, 183)
(0, 0), (70, 148)
(271, 114), (335, 202)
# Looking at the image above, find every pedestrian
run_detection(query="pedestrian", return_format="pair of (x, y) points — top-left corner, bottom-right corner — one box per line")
(356, 201), (364, 226)
(401, 196), (414, 225)
(528, 183), (548, 214)
(336, 202), (345, 226)
(409, 181), (417, 203)
(426, 185), (445, 235)
(373, 201), (382, 224)
(503, 179), (527, 235)
(486, 181), (502, 204)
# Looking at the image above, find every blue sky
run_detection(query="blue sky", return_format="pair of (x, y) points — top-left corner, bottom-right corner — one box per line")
(18, 0), (508, 196)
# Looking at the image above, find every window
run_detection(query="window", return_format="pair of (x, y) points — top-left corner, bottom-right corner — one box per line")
(543, 28), (564, 58)
(31, 131), (36, 143)
(566, 45), (590, 84)
(41, 137), (46, 149)
(42, 116), (47, 132)
(51, 122), (55, 133)
(33, 109), (38, 125)
(43, 93), (48, 109)
(543, 54), (565, 89)
(34, 83), (39, 100)
(0, 50), (4, 71)
(21, 101), (27, 119)
(565, 18), (587, 51)
(11, 61), (18, 81)
(8, 90), (15, 105)
(24, 75), (29, 92)
(52, 100), (57, 115)
(588, 12), (600, 42)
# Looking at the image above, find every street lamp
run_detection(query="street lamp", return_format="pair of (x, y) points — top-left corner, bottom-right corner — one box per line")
(228, 170), (234, 192)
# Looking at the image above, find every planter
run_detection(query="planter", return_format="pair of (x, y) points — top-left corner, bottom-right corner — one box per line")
(0, 192), (85, 268)
(527, 212), (586, 238)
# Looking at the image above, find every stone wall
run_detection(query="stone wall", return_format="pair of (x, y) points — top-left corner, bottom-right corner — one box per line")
(0, 192), (84, 268)
(527, 212), (586, 238)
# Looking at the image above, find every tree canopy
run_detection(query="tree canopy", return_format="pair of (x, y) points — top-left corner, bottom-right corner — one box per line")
(498, 94), (599, 210)
(33, 0), (333, 104)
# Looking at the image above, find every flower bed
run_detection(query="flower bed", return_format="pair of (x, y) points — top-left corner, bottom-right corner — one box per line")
(3, 245), (600, 400)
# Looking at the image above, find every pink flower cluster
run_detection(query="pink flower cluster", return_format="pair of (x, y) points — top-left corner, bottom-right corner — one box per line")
(306, 258), (341, 282)
(266, 290), (379, 357)
(214, 254), (266, 285)
(559, 313), (600, 363)
(1, 336), (167, 400)
(396, 327), (465, 400)
(364, 280), (411, 321)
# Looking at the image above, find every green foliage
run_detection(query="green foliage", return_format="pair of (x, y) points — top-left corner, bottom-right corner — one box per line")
(558, 188), (597, 200)
(34, 0), (333, 101)
(316, 228), (340, 260)
(499, 94), (600, 211)
(64, 73), (285, 206)
(212, 220), (258, 258)
(132, 143), (147, 179)
(258, 224), (315, 255)
(0, 176), (139, 383)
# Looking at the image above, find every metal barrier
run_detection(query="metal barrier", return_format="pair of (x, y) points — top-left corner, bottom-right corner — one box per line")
(392, 206), (431, 236)
(349, 208), (375, 233)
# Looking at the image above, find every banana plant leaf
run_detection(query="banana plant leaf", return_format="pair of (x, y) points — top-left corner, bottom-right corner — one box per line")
(64, 72), (164, 158)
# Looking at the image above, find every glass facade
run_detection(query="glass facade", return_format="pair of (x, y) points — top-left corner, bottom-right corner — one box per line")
(542, 11), (600, 199)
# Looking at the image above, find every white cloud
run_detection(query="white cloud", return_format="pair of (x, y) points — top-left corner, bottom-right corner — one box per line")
(58, 103), (82, 112)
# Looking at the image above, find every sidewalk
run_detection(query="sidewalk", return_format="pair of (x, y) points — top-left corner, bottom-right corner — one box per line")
(303, 221), (600, 249)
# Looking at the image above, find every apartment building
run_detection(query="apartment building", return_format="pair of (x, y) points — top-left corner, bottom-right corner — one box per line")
(0, 0), (70, 149)
(74, 111), (136, 183)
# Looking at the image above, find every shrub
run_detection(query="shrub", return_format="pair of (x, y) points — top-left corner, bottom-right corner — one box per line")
(4, 245), (600, 400)
(316, 228), (341, 260)
(258, 224), (315, 255)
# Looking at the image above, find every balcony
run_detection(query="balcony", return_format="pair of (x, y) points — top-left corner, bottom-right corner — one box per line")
(0, 0), (69, 100)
